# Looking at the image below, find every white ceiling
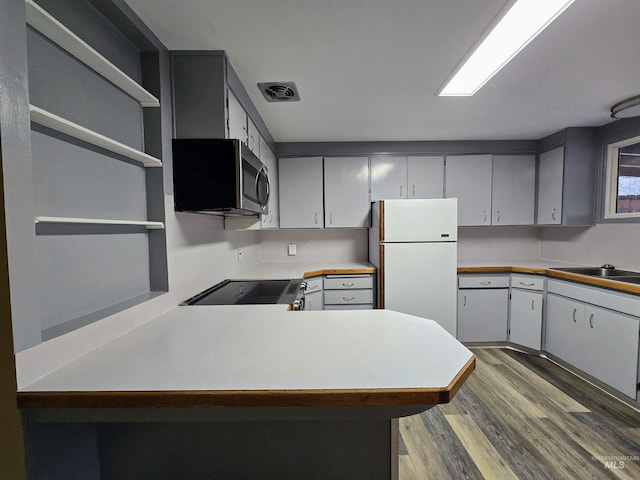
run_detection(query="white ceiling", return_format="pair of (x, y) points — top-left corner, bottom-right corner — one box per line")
(125, 0), (640, 143)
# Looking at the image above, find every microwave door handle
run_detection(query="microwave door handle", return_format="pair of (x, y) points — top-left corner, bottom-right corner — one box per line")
(255, 165), (270, 205)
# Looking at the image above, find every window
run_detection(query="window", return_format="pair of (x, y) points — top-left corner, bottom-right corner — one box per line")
(605, 134), (640, 219)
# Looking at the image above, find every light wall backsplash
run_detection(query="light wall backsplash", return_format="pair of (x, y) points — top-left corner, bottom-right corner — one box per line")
(257, 229), (369, 263)
(457, 227), (541, 261)
(540, 223), (640, 271)
(166, 204), (260, 299)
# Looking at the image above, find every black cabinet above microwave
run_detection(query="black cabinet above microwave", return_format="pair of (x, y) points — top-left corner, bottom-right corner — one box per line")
(172, 138), (270, 216)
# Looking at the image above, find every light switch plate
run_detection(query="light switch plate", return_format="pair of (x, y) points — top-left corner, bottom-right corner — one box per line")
(288, 243), (297, 256)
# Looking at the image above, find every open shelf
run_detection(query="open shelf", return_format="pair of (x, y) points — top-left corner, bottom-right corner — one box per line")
(29, 105), (162, 167)
(25, 0), (160, 107)
(35, 216), (165, 229)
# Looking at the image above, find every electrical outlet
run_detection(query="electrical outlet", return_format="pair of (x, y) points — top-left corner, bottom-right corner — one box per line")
(288, 243), (297, 256)
(237, 249), (242, 262)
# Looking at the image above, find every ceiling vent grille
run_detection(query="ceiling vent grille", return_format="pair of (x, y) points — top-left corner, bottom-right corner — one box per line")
(258, 82), (300, 102)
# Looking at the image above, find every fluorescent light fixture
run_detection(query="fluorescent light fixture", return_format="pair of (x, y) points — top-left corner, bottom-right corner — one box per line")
(439, 0), (575, 96)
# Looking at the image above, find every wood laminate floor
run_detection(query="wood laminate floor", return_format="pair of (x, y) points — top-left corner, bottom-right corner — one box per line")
(399, 348), (640, 480)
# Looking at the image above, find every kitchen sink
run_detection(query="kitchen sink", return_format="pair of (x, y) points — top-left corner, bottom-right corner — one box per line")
(551, 267), (638, 278)
(608, 276), (640, 285)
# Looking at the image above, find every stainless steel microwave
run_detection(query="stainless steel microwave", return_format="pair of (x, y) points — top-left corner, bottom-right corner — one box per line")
(172, 138), (270, 216)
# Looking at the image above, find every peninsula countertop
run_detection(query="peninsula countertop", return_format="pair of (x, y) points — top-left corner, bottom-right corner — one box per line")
(18, 307), (474, 409)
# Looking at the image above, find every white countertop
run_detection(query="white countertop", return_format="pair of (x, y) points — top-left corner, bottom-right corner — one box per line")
(20, 306), (472, 394)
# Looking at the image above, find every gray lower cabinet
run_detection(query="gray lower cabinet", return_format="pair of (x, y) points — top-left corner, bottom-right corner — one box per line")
(303, 276), (323, 311)
(546, 290), (640, 398)
(323, 274), (374, 310)
(508, 274), (544, 350)
(457, 275), (509, 342)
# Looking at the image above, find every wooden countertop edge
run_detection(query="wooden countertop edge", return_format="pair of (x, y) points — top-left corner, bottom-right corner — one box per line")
(16, 356), (475, 409)
(303, 268), (376, 278)
(458, 266), (640, 295)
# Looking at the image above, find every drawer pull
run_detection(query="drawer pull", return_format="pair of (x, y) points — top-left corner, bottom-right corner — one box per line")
(342, 296), (355, 302)
(480, 281), (491, 286)
(572, 308), (577, 323)
(342, 282), (355, 287)
(519, 281), (535, 286)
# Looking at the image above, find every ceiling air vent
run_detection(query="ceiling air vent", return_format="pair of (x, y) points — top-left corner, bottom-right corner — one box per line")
(258, 82), (300, 102)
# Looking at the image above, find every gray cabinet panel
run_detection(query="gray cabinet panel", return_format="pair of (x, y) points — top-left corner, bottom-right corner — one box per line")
(545, 293), (583, 366)
(408, 156), (444, 199)
(278, 157), (323, 228)
(445, 155), (492, 226)
(324, 157), (370, 228)
(457, 288), (508, 342)
(370, 156), (407, 200)
(509, 289), (542, 350)
(536, 147), (564, 225)
(492, 155), (535, 225)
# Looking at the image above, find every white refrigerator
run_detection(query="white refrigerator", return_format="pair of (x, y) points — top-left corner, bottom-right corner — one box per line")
(369, 198), (458, 336)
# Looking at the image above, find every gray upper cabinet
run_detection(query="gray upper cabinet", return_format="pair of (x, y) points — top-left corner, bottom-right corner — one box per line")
(227, 89), (248, 144)
(408, 156), (444, 199)
(492, 155), (535, 225)
(324, 157), (370, 228)
(536, 128), (597, 226)
(260, 137), (279, 229)
(445, 155), (493, 226)
(279, 157), (324, 228)
(536, 147), (564, 225)
(370, 156), (407, 200)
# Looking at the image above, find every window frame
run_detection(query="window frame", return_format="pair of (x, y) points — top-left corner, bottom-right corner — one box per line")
(604, 133), (640, 219)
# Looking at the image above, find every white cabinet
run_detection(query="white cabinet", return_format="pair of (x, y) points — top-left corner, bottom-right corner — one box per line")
(536, 147), (564, 225)
(445, 155), (493, 226)
(457, 275), (509, 342)
(509, 274), (544, 350)
(324, 157), (370, 228)
(407, 156), (444, 199)
(247, 116), (259, 154)
(370, 156), (444, 201)
(370, 156), (407, 200)
(492, 155), (535, 225)
(546, 287), (640, 399)
(227, 90), (248, 144)
(278, 157), (324, 228)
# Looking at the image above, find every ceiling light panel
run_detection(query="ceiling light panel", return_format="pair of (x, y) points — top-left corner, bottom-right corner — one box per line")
(439, 0), (575, 96)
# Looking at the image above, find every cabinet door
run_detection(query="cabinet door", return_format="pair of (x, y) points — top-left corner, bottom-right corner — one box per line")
(583, 306), (639, 398)
(324, 157), (370, 228)
(509, 289), (543, 350)
(304, 290), (323, 311)
(492, 155), (535, 225)
(370, 156), (407, 200)
(247, 116), (259, 155)
(545, 293), (583, 367)
(227, 90), (247, 144)
(261, 143), (279, 229)
(445, 155), (493, 226)
(278, 157), (323, 228)
(407, 156), (444, 199)
(536, 147), (564, 225)
(457, 289), (508, 342)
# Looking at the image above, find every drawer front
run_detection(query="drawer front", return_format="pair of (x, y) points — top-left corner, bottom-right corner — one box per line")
(458, 275), (509, 289)
(324, 275), (373, 290)
(324, 289), (374, 305)
(324, 304), (374, 311)
(511, 274), (544, 291)
(304, 276), (323, 294)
